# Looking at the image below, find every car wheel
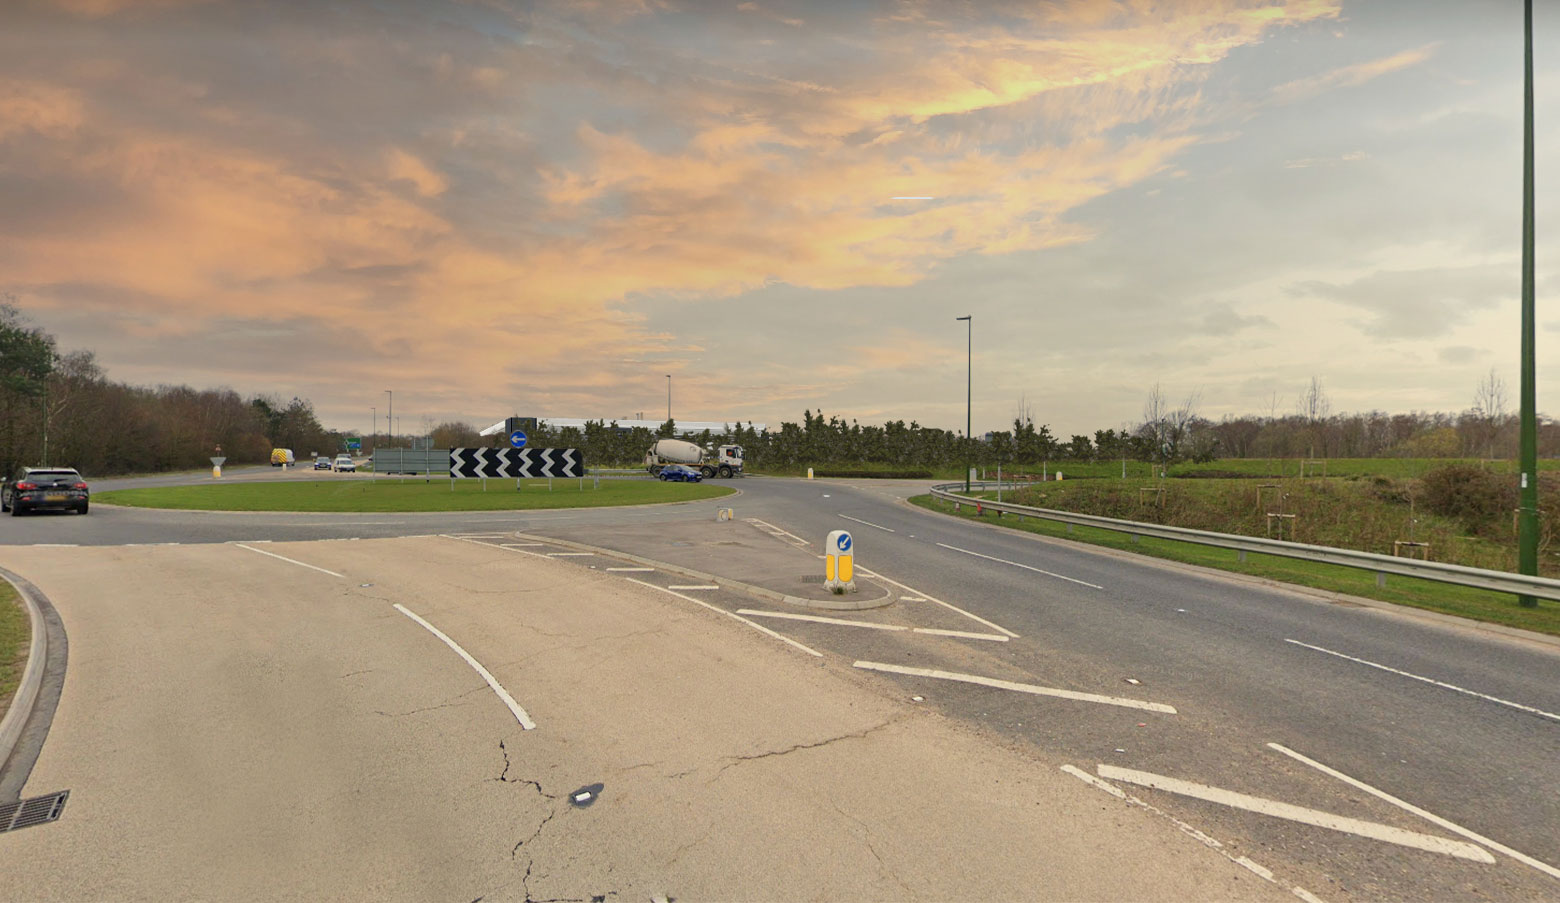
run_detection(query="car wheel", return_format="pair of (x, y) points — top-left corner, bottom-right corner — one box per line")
(718, 465), (732, 478)
(0, 492), (8, 513)
(10, 502), (23, 516)
(78, 502), (89, 515)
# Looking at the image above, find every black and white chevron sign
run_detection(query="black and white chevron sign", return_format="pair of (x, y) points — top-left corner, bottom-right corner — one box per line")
(449, 447), (583, 479)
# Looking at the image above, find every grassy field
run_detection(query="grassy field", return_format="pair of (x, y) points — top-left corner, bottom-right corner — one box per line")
(0, 581), (28, 724)
(95, 478), (735, 512)
(910, 494), (1560, 637)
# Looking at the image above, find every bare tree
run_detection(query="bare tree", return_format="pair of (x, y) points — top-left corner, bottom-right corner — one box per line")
(1472, 368), (1508, 458)
(1139, 383), (1201, 466)
(1298, 376), (1331, 458)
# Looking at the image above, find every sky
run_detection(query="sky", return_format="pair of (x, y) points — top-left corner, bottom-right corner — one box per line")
(4, 0), (1559, 440)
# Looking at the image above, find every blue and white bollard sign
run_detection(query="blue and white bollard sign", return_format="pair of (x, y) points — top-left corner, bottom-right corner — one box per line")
(825, 529), (856, 593)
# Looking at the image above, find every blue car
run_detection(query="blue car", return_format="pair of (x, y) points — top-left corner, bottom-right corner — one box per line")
(658, 464), (703, 483)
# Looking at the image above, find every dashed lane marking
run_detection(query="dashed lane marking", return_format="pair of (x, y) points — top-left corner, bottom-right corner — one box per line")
(667, 584), (719, 590)
(1094, 763), (1494, 863)
(1269, 742), (1560, 881)
(546, 552), (594, 557)
(935, 542), (1103, 589)
(910, 627), (1009, 642)
(1285, 639), (1560, 724)
(627, 578), (822, 658)
(853, 661), (1175, 714)
(1061, 766), (1325, 903)
(393, 603), (535, 730)
(606, 567), (655, 572)
(234, 543), (345, 578)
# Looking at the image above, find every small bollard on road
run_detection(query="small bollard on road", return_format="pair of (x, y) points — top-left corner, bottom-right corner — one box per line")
(717, 507), (734, 521)
(825, 529), (856, 594)
(807, 467), (814, 480)
(210, 455), (226, 479)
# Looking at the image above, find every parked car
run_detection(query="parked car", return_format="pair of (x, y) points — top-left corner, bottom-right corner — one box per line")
(2, 467), (90, 515)
(333, 454), (356, 472)
(657, 463), (703, 483)
(313, 456), (333, 470)
(270, 448), (295, 466)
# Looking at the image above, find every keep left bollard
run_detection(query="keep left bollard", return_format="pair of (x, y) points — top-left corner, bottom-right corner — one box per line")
(825, 529), (856, 594)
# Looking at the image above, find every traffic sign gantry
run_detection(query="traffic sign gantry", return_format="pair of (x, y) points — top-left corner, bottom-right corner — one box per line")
(509, 430), (528, 449)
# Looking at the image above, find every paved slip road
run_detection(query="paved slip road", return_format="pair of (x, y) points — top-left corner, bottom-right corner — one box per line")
(0, 470), (1557, 900)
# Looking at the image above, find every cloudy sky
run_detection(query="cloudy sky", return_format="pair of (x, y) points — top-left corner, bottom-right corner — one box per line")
(4, 0), (1558, 439)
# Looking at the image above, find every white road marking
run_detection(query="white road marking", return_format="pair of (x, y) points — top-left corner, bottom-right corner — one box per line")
(1061, 766), (1324, 903)
(910, 627), (1009, 642)
(900, 595), (927, 602)
(234, 543), (345, 578)
(745, 518), (811, 546)
(503, 542), (547, 547)
(1268, 742), (1560, 881)
(667, 584), (719, 590)
(546, 552), (594, 557)
(392, 603), (535, 730)
(626, 578), (822, 658)
(854, 567), (1018, 637)
(1094, 764), (1494, 863)
(30, 544), (78, 548)
(839, 514), (895, 533)
(854, 662), (1175, 714)
(441, 534), (551, 559)
(606, 567), (655, 572)
(737, 609), (906, 631)
(1285, 639), (1560, 723)
(935, 542), (1103, 589)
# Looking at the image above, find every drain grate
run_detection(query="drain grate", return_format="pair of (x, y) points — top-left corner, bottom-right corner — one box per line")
(0, 790), (68, 834)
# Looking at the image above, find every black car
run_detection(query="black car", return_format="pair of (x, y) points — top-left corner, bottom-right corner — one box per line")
(2, 467), (90, 515)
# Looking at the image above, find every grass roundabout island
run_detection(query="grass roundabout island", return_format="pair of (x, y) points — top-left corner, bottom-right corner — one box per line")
(94, 477), (736, 513)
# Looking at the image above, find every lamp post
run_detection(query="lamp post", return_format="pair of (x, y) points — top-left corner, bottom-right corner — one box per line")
(371, 406), (376, 451)
(1519, 0), (1539, 607)
(385, 390), (393, 448)
(957, 315), (972, 494)
(666, 374), (672, 424)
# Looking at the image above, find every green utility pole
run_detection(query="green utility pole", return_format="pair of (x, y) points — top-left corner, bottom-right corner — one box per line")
(958, 315), (972, 494)
(1519, 0), (1539, 607)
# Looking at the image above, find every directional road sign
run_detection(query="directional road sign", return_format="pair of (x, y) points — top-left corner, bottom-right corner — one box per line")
(509, 430), (528, 448)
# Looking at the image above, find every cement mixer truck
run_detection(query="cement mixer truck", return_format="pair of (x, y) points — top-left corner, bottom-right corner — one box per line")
(644, 439), (744, 478)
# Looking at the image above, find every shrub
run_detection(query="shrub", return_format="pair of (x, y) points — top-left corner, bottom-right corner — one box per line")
(1418, 465), (1513, 529)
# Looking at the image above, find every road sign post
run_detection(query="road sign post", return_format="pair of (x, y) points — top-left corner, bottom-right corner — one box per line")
(210, 456), (227, 479)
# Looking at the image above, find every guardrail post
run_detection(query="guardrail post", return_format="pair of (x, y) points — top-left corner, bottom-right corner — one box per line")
(1377, 572), (1387, 589)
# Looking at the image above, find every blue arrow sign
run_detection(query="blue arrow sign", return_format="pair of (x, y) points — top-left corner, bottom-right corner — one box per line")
(837, 533), (852, 552)
(509, 430), (528, 448)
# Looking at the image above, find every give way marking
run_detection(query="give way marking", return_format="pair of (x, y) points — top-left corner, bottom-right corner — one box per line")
(854, 661), (1173, 714)
(1094, 763), (1494, 863)
(935, 542), (1103, 589)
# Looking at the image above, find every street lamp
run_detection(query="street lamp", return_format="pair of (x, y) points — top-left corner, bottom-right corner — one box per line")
(385, 389), (393, 448)
(957, 315), (972, 494)
(666, 374), (672, 424)
(371, 406), (376, 450)
(1518, 0), (1539, 606)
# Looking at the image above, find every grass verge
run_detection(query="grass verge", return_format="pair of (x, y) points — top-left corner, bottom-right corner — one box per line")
(0, 580), (28, 724)
(95, 478), (735, 512)
(910, 494), (1560, 638)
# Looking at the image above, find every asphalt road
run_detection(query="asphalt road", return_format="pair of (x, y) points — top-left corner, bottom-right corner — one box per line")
(3, 470), (1558, 900)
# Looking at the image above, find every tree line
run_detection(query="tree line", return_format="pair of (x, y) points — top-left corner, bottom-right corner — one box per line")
(4, 302), (1555, 476)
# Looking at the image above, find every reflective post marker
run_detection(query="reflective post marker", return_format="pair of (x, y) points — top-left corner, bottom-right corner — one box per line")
(825, 529), (856, 594)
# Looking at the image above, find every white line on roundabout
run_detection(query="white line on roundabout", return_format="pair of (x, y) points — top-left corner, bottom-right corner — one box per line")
(1094, 763), (1493, 863)
(737, 609), (905, 631)
(393, 603), (535, 730)
(1060, 766), (1325, 903)
(854, 567), (1018, 638)
(1284, 639), (1560, 723)
(626, 578), (822, 658)
(853, 661), (1174, 713)
(234, 543), (346, 578)
(935, 542), (1103, 589)
(1268, 742), (1560, 880)
(839, 514), (895, 533)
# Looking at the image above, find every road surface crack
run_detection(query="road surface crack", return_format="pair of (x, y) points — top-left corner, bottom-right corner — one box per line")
(828, 799), (911, 895)
(708, 717), (900, 782)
